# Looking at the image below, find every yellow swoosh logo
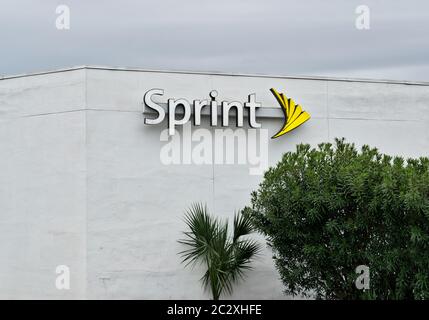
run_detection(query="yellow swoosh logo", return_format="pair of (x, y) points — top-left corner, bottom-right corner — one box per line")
(270, 88), (311, 139)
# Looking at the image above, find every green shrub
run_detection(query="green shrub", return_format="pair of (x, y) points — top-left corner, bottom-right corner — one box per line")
(244, 138), (429, 299)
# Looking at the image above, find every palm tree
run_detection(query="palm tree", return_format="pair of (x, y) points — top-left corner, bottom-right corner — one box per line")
(178, 203), (260, 300)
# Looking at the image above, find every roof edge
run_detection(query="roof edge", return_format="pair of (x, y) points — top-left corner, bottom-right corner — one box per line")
(1, 65), (429, 86)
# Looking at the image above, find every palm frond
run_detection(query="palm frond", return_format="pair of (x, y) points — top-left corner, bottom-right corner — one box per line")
(178, 203), (219, 266)
(233, 212), (255, 243)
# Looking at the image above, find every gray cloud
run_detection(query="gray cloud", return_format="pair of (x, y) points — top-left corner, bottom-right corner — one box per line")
(1, 0), (428, 81)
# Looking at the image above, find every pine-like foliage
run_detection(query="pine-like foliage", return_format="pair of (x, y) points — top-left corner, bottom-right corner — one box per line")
(244, 138), (429, 299)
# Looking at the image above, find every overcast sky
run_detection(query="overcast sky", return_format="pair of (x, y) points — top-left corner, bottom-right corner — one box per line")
(1, 0), (429, 81)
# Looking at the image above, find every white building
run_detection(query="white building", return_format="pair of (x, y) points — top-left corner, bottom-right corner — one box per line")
(1, 66), (428, 299)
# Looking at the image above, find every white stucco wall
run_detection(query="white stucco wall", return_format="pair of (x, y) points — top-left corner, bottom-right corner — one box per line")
(0, 69), (87, 298)
(1, 66), (428, 299)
